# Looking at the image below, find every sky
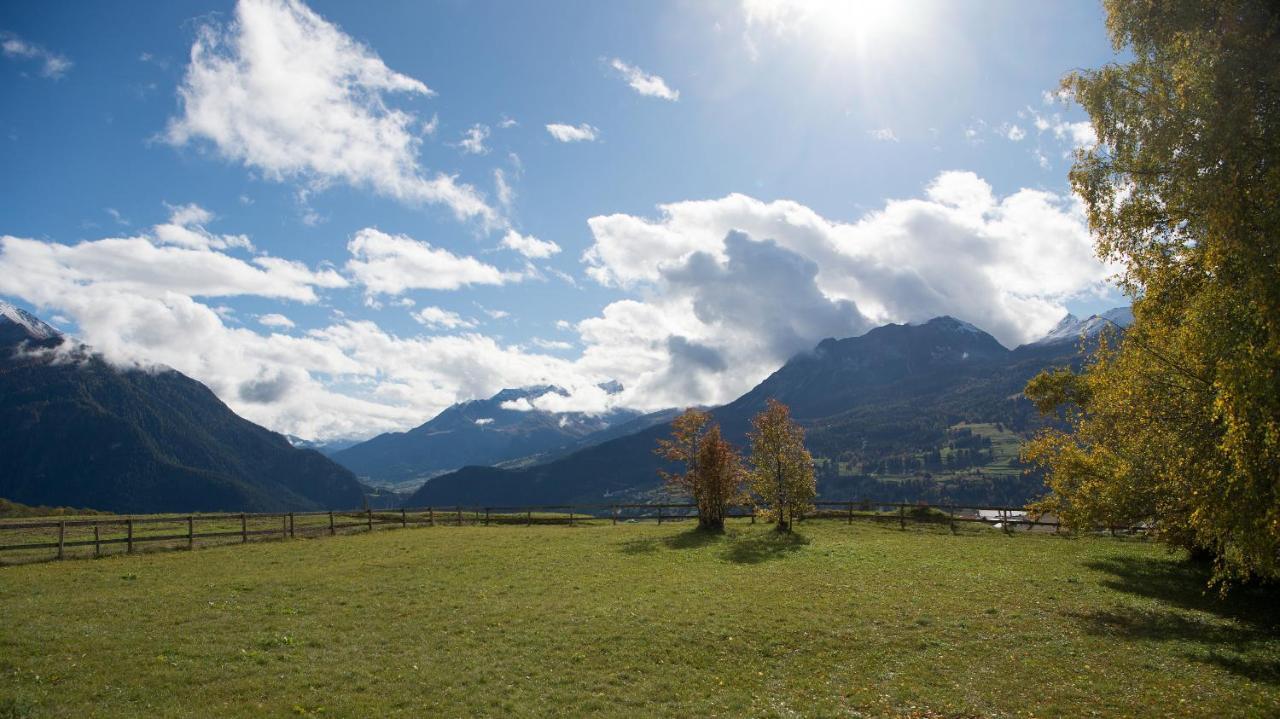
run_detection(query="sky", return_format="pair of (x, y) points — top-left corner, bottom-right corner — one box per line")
(0, 0), (1125, 441)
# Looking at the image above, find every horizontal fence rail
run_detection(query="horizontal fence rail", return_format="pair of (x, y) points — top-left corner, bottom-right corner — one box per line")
(0, 501), (1150, 566)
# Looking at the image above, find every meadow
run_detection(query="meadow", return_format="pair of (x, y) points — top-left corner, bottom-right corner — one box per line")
(1, 519), (1277, 718)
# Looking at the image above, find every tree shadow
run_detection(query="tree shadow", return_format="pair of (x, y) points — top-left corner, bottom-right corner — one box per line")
(723, 530), (810, 565)
(664, 527), (725, 550)
(1082, 555), (1280, 632)
(1066, 555), (1280, 684)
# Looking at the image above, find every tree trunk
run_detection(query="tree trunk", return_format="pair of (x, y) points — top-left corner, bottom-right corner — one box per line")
(775, 457), (789, 532)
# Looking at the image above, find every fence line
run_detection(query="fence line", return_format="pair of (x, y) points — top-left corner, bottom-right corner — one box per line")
(0, 500), (1147, 565)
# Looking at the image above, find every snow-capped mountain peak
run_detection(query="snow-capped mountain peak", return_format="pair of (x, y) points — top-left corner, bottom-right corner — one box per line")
(0, 301), (60, 341)
(1032, 306), (1132, 346)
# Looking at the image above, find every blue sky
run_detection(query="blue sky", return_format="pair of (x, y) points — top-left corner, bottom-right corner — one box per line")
(0, 0), (1124, 440)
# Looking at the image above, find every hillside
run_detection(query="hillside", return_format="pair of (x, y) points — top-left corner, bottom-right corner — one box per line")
(0, 302), (367, 513)
(2, 520), (1274, 717)
(411, 313), (1129, 508)
(332, 387), (643, 487)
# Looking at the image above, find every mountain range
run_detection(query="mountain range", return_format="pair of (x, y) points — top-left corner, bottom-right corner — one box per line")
(330, 386), (649, 488)
(0, 302), (1129, 513)
(0, 302), (367, 514)
(407, 311), (1130, 508)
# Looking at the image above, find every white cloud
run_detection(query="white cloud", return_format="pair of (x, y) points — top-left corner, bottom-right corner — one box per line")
(868, 128), (898, 142)
(457, 123), (489, 155)
(0, 233), (343, 304)
(531, 338), (573, 351)
(545, 123), (599, 143)
(166, 0), (495, 224)
(259, 313), (296, 328)
(1, 32), (72, 78)
(1004, 124), (1026, 142)
(421, 113), (439, 136)
(582, 171), (1111, 350)
(0, 225), (579, 440)
(1052, 119), (1096, 150)
(474, 417), (494, 425)
(498, 116), (518, 129)
(153, 203), (253, 251)
(500, 229), (561, 259)
(493, 168), (514, 210)
(608, 58), (679, 101)
(345, 228), (514, 295)
(414, 305), (476, 330)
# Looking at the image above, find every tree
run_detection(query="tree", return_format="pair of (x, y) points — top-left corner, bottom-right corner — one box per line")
(1024, 0), (1280, 586)
(691, 424), (746, 530)
(747, 399), (815, 532)
(656, 408), (743, 530)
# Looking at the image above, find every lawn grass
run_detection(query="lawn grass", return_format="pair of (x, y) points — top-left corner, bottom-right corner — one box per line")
(1, 520), (1277, 718)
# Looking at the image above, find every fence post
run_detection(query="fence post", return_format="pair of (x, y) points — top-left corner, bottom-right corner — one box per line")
(94, 524), (101, 557)
(612, 505), (617, 526)
(569, 509), (574, 527)
(457, 506), (463, 527)
(899, 505), (905, 530)
(367, 508), (373, 531)
(329, 511), (335, 536)
(241, 513), (248, 543)
(527, 510), (532, 526)
(401, 508), (407, 528)
(484, 509), (490, 526)
(750, 510), (755, 525)
(289, 512), (295, 539)
(428, 507), (434, 526)
(57, 521), (65, 560)
(127, 518), (134, 554)
(848, 502), (854, 525)
(282, 514), (288, 540)
(948, 505), (957, 535)
(188, 516), (195, 549)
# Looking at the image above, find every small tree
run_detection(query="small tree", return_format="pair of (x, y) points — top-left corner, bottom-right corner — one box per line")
(747, 399), (815, 532)
(656, 409), (709, 518)
(690, 424), (746, 531)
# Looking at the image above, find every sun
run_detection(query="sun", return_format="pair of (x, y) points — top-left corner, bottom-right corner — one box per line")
(808, 0), (917, 57)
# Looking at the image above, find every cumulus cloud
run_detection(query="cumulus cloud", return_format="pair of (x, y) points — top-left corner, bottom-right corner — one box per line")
(165, 0), (495, 224)
(500, 229), (560, 259)
(1, 31), (72, 78)
(545, 123), (599, 143)
(345, 228), (514, 295)
(0, 233), (343, 304)
(414, 305), (475, 330)
(582, 171), (1112, 353)
(258, 313), (295, 329)
(608, 58), (679, 101)
(153, 203), (253, 250)
(868, 128), (898, 142)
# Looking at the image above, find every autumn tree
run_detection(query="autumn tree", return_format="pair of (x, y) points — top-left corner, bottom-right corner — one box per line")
(1024, 0), (1280, 586)
(747, 399), (815, 532)
(656, 408), (743, 530)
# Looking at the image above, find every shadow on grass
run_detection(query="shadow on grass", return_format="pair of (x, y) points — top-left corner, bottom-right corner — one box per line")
(1067, 554), (1280, 685)
(722, 530), (810, 565)
(617, 527), (725, 555)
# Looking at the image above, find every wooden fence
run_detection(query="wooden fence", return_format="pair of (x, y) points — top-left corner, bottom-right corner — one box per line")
(0, 500), (1146, 565)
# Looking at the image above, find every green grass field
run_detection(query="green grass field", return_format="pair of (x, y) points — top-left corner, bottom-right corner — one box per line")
(1, 520), (1277, 718)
